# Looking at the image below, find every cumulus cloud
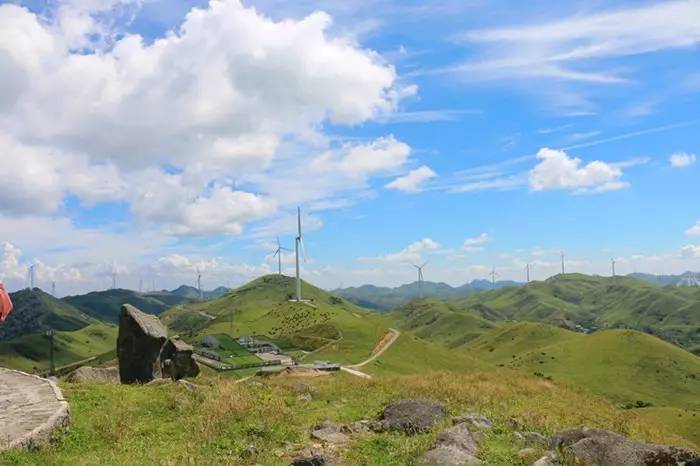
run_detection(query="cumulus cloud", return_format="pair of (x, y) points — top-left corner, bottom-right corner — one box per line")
(385, 165), (436, 192)
(680, 244), (700, 258)
(364, 238), (440, 264)
(0, 0), (411, 233)
(312, 136), (411, 178)
(529, 147), (627, 193)
(685, 221), (700, 236)
(669, 152), (696, 168)
(462, 233), (490, 251)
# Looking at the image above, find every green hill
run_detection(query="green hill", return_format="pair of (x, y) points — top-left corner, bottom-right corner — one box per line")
(64, 288), (195, 323)
(454, 274), (700, 353)
(162, 274), (391, 365)
(465, 322), (700, 411)
(0, 288), (92, 341)
(170, 284), (230, 300)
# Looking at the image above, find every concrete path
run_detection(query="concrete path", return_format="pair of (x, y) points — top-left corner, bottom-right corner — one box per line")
(0, 368), (69, 452)
(348, 328), (401, 369)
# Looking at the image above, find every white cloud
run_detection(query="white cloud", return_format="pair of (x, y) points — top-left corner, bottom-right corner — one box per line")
(385, 165), (436, 192)
(462, 233), (490, 251)
(312, 136), (411, 178)
(685, 222), (700, 236)
(680, 244), (700, 258)
(669, 152), (696, 168)
(454, 1), (700, 84)
(529, 147), (627, 193)
(364, 237), (440, 264)
(0, 1), (410, 233)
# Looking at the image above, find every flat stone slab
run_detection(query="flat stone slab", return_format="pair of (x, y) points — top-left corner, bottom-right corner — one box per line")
(0, 368), (69, 452)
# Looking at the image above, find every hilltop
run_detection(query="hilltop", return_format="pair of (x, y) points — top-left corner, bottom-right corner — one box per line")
(64, 288), (196, 323)
(451, 273), (700, 353)
(170, 284), (230, 300)
(334, 278), (520, 310)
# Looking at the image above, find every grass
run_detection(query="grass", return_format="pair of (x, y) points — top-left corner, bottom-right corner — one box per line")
(1, 370), (694, 466)
(0, 323), (117, 373)
(207, 333), (262, 365)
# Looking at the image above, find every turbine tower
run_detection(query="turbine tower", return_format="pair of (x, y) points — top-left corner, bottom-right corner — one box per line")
(526, 263), (530, 283)
(412, 262), (427, 298)
(27, 264), (36, 290)
(196, 267), (203, 301)
(294, 207), (307, 302)
(560, 251), (565, 275)
(272, 237), (290, 275)
(51, 281), (56, 296)
(111, 270), (117, 290)
(489, 266), (499, 289)
(611, 258), (617, 277)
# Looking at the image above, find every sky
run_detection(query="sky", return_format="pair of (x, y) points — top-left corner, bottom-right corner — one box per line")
(0, 0), (699, 295)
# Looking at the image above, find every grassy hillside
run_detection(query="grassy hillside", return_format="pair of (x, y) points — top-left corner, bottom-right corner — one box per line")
(170, 285), (230, 300)
(0, 288), (92, 341)
(162, 274), (391, 365)
(387, 298), (496, 348)
(455, 274), (700, 352)
(465, 322), (700, 412)
(1, 370), (695, 465)
(0, 322), (117, 373)
(64, 288), (194, 323)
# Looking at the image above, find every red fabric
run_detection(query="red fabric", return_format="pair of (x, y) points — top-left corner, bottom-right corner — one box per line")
(0, 283), (13, 322)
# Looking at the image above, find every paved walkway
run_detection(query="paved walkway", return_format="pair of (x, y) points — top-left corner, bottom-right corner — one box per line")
(0, 368), (69, 452)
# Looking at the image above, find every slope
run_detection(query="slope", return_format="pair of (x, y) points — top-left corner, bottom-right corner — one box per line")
(465, 322), (700, 412)
(0, 288), (92, 341)
(64, 288), (195, 323)
(162, 274), (391, 365)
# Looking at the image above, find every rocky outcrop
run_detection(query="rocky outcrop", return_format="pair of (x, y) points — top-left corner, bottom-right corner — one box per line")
(117, 304), (167, 384)
(419, 422), (485, 465)
(310, 421), (350, 445)
(452, 413), (494, 430)
(378, 399), (446, 434)
(64, 366), (119, 384)
(159, 338), (199, 380)
(550, 427), (699, 466)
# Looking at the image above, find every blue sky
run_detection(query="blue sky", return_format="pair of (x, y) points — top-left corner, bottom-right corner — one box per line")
(0, 0), (699, 294)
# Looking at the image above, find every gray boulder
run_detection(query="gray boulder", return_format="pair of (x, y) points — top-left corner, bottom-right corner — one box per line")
(117, 304), (167, 384)
(452, 413), (494, 430)
(419, 423), (483, 465)
(379, 399), (446, 434)
(550, 427), (699, 466)
(160, 338), (200, 380)
(310, 421), (350, 445)
(64, 366), (119, 384)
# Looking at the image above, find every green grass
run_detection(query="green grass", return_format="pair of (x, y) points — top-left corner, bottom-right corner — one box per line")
(0, 323), (117, 373)
(463, 322), (700, 442)
(162, 275), (391, 366)
(206, 333), (262, 365)
(1, 370), (694, 465)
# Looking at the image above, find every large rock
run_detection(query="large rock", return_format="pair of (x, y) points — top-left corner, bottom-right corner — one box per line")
(64, 366), (119, 384)
(160, 338), (200, 380)
(117, 304), (167, 384)
(550, 427), (699, 466)
(419, 423), (483, 465)
(379, 399), (446, 434)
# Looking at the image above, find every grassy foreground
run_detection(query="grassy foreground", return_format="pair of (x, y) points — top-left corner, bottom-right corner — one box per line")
(1, 370), (695, 466)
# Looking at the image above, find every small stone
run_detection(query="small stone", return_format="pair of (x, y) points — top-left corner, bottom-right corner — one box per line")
(242, 444), (258, 459)
(311, 421), (350, 445)
(64, 366), (119, 384)
(419, 446), (482, 465)
(515, 431), (548, 447)
(290, 456), (325, 466)
(451, 413), (494, 430)
(380, 399), (446, 434)
(518, 448), (537, 458)
(297, 393), (312, 402)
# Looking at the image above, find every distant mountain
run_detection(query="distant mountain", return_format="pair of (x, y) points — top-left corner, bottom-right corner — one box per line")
(0, 288), (92, 341)
(628, 271), (700, 287)
(334, 279), (520, 310)
(64, 288), (194, 323)
(170, 285), (230, 300)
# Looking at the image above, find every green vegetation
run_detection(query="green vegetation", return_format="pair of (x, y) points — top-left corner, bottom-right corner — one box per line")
(2, 371), (694, 465)
(0, 323), (117, 373)
(162, 275), (390, 365)
(65, 288), (194, 323)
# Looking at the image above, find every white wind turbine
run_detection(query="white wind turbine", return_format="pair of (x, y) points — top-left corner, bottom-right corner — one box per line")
(196, 267), (203, 300)
(294, 207), (307, 302)
(272, 237), (291, 276)
(412, 262), (428, 299)
(489, 266), (499, 289)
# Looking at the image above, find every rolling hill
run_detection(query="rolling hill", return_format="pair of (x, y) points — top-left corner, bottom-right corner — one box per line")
(64, 288), (195, 323)
(0, 288), (92, 341)
(452, 273), (700, 353)
(334, 278), (521, 310)
(170, 284), (230, 300)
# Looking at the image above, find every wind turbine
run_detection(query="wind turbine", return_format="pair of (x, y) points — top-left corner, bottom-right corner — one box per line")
(196, 267), (203, 301)
(272, 237), (290, 276)
(294, 207), (307, 302)
(412, 262), (427, 298)
(51, 281), (56, 296)
(27, 264), (36, 290)
(489, 266), (499, 289)
(611, 258), (617, 278)
(526, 263), (531, 283)
(560, 251), (566, 275)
